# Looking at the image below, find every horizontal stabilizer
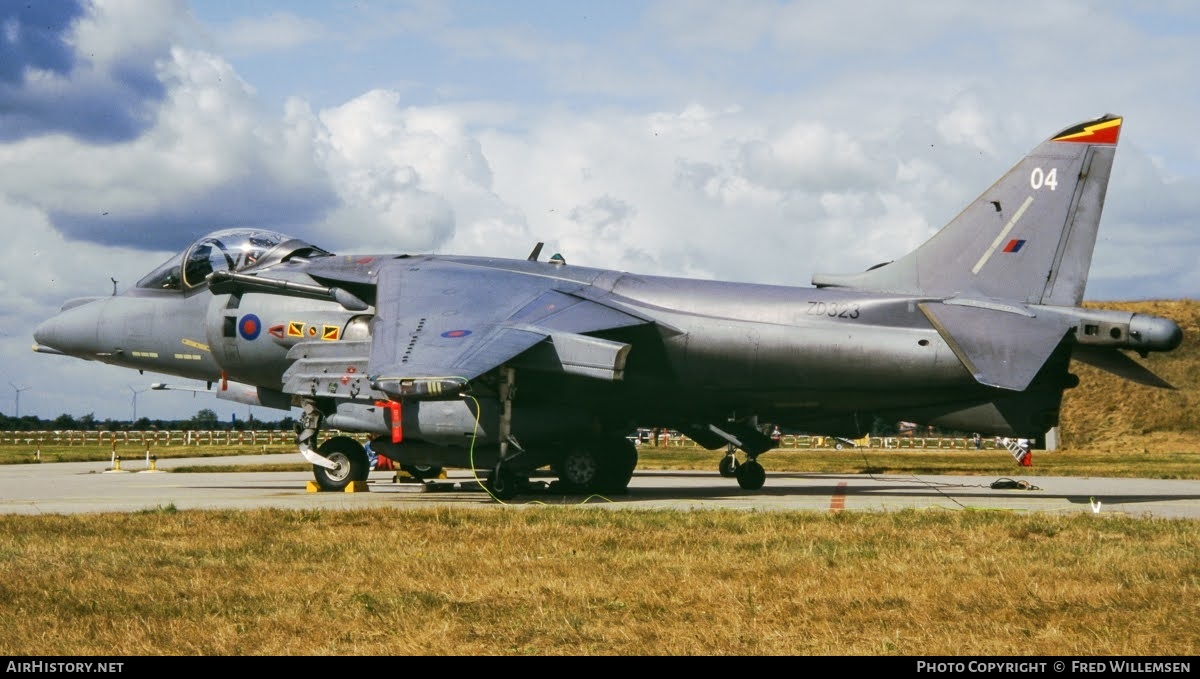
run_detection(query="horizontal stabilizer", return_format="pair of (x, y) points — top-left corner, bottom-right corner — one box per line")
(1071, 345), (1176, 389)
(920, 302), (1070, 391)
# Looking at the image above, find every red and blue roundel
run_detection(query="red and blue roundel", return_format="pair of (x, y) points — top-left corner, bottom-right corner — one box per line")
(239, 314), (262, 340)
(441, 329), (472, 338)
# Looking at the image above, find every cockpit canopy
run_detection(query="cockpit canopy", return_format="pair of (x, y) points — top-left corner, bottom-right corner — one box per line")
(136, 228), (332, 291)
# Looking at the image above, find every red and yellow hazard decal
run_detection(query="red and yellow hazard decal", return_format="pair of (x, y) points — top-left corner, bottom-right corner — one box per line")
(1052, 116), (1121, 145)
(287, 321), (304, 338)
(322, 325), (341, 341)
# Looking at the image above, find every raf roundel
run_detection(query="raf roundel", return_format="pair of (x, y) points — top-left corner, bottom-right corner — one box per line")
(441, 329), (472, 338)
(238, 314), (262, 340)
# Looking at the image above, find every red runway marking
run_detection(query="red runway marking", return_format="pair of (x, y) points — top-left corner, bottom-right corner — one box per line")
(830, 482), (847, 512)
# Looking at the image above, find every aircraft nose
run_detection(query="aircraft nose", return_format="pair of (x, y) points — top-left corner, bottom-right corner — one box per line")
(33, 297), (106, 357)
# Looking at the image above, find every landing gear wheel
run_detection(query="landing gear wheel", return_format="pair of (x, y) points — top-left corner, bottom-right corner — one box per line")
(487, 464), (519, 501)
(312, 436), (370, 492)
(402, 464), (444, 480)
(597, 437), (638, 493)
(735, 459), (766, 490)
(558, 446), (602, 493)
(719, 455), (739, 478)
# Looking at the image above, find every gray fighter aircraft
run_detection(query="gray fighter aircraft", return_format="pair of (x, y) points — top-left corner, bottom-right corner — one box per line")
(32, 113), (1182, 499)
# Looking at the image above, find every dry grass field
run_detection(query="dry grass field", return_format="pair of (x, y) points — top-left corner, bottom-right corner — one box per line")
(0, 508), (1196, 656)
(1059, 300), (1200, 451)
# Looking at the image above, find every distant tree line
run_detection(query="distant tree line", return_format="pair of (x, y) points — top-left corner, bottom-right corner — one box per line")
(0, 408), (296, 433)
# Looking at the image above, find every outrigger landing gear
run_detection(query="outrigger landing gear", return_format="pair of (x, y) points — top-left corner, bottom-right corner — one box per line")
(487, 460), (521, 500)
(296, 399), (370, 492)
(707, 417), (773, 490)
(718, 443), (739, 478)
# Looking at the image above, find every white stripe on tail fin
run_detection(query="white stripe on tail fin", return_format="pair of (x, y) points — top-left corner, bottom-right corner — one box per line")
(813, 114), (1122, 306)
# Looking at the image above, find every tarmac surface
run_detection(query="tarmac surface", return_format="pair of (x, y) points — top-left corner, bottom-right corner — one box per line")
(2, 453), (1200, 518)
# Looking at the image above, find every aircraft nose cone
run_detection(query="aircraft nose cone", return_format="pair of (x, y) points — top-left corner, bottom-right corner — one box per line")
(33, 298), (105, 356)
(32, 318), (54, 348)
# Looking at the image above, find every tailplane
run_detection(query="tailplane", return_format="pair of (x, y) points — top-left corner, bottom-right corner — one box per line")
(813, 114), (1123, 306)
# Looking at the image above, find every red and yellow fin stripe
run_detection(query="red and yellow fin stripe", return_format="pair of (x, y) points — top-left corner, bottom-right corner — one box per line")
(1052, 116), (1122, 145)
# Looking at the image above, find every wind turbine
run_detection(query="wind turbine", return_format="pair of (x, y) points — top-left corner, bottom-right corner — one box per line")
(9, 382), (29, 419)
(129, 385), (148, 422)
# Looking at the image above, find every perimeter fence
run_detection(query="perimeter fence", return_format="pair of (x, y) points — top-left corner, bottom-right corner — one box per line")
(0, 429), (997, 451)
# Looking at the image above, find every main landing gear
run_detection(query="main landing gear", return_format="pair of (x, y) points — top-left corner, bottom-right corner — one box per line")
(486, 435), (639, 501)
(487, 434), (639, 501)
(483, 368), (640, 501)
(556, 435), (638, 494)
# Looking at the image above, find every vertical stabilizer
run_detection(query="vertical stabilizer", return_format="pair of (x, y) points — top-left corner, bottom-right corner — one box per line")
(813, 114), (1122, 305)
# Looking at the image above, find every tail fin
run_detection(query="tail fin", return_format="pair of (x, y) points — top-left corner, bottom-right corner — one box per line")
(813, 114), (1122, 306)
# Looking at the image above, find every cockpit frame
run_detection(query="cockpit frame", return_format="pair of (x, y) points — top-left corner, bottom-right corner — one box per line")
(135, 228), (331, 291)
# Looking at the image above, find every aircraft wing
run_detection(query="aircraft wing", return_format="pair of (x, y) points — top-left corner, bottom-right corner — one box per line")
(289, 258), (649, 401)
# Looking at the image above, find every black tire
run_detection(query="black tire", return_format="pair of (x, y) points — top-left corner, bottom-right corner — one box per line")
(598, 437), (638, 493)
(557, 446), (602, 492)
(402, 464), (444, 480)
(487, 464), (519, 501)
(312, 436), (369, 492)
(735, 459), (766, 490)
(718, 455), (739, 478)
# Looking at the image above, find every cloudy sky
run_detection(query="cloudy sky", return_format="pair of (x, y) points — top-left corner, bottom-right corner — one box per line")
(3, 0), (1198, 423)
